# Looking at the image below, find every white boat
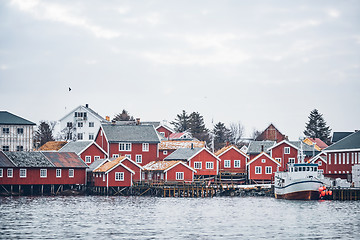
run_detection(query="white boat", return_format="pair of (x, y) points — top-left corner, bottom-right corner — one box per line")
(274, 141), (324, 200)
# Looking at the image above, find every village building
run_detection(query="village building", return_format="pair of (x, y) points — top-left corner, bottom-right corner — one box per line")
(38, 141), (67, 151)
(143, 160), (196, 183)
(92, 156), (135, 187)
(164, 147), (220, 178)
(303, 137), (328, 151)
(309, 152), (327, 175)
(247, 140), (276, 159)
(255, 123), (287, 143)
(158, 140), (206, 160)
(59, 104), (108, 141)
(59, 141), (108, 165)
(169, 132), (195, 140)
(246, 152), (281, 183)
(94, 123), (160, 166)
(331, 132), (354, 144)
(0, 111), (36, 152)
(215, 145), (249, 174)
(324, 130), (360, 179)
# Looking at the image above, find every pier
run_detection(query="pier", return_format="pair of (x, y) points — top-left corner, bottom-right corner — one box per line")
(329, 188), (360, 201)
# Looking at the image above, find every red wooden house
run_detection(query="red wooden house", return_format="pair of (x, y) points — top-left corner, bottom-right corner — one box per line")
(158, 140), (206, 160)
(246, 152), (280, 182)
(215, 145), (249, 174)
(255, 123), (287, 143)
(95, 124), (160, 166)
(164, 147), (220, 178)
(59, 141), (108, 165)
(143, 160), (196, 183)
(155, 125), (175, 139)
(309, 152), (327, 175)
(93, 156), (135, 187)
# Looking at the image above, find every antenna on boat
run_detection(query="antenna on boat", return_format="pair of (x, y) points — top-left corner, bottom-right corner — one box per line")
(298, 138), (305, 164)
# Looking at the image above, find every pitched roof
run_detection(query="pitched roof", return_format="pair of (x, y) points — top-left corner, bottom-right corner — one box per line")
(93, 156), (134, 174)
(3, 152), (54, 168)
(143, 160), (196, 172)
(0, 111), (36, 125)
(247, 141), (276, 154)
(159, 140), (206, 150)
(59, 141), (93, 154)
(141, 121), (161, 128)
(255, 123), (286, 142)
(88, 158), (109, 172)
(38, 141), (68, 151)
(101, 124), (160, 143)
(246, 152), (281, 166)
(42, 152), (88, 168)
(215, 145), (249, 158)
(59, 105), (106, 122)
(267, 140), (320, 157)
(0, 151), (16, 167)
(325, 130), (360, 151)
(331, 132), (354, 143)
(163, 147), (203, 161)
(303, 138), (328, 150)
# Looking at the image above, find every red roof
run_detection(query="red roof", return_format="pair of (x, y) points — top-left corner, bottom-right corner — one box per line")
(307, 138), (328, 149)
(169, 133), (186, 139)
(42, 152), (88, 168)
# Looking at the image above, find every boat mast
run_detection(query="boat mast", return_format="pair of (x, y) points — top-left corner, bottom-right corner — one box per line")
(297, 139), (305, 164)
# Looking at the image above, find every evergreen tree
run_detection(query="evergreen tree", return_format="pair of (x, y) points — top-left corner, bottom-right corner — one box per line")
(188, 112), (209, 142)
(113, 109), (134, 121)
(35, 121), (55, 148)
(213, 122), (230, 150)
(170, 110), (190, 132)
(304, 109), (332, 144)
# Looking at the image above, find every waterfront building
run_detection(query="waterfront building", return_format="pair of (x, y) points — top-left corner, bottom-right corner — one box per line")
(158, 140), (206, 160)
(246, 152), (281, 183)
(247, 140), (275, 159)
(309, 152), (327, 175)
(215, 145), (249, 174)
(0, 111), (36, 152)
(143, 160), (196, 182)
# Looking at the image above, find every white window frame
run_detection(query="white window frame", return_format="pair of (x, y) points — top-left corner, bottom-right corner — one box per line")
(352, 152), (354, 164)
(85, 156), (91, 163)
(347, 153), (349, 164)
(103, 174), (106, 181)
(142, 143), (149, 152)
(125, 154), (131, 159)
(194, 162), (202, 169)
(89, 133), (94, 140)
(119, 143), (132, 151)
(206, 162), (214, 169)
(328, 154), (331, 165)
(115, 172), (124, 181)
(56, 169), (62, 178)
(94, 156), (100, 161)
(69, 169), (74, 178)
(265, 166), (272, 174)
(159, 132), (165, 137)
(176, 172), (184, 180)
(40, 169), (47, 178)
(343, 153), (345, 164)
(284, 147), (290, 154)
(318, 161), (322, 166)
(335, 154), (337, 164)
(275, 158), (281, 163)
(136, 154), (142, 163)
(112, 154), (119, 158)
(89, 122), (95, 127)
(234, 160), (241, 168)
(0, 168), (3, 177)
(289, 158), (295, 164)
(20, 168), (27, 178)
(224, 160), (231, 168)
(255, 166), (261, 174)
(261, 159), (266, 163)
(163, 150), (168, 155)
(77, 133), (83, 140)
(7, 168), (13, 178)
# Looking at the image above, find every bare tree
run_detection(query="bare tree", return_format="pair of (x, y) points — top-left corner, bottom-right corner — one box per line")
(228, 122), (245, 147)
(251, 128), (261, 140)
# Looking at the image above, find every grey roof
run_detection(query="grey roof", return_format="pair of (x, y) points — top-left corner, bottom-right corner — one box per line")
(59, 141), (93, 154)
(247, 141), (275, 154)
(102, 124), (160, 143)
(0, 111), (36, 125)
(141, 121), (161, 128)
(331, 132), (354, 143)
(164, 148), (202, 161)
(0, 151), (16, 167)
(3, 152), (54, 168)
(87, 158), (107, 172)
(325, 131), (360, 151)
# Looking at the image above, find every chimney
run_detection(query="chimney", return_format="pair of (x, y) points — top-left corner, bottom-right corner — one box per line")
(85, 104), (89, 108)
(191, 143), (194, 150)
(112, 120), (116, 125)
(136, 118), (141, 125)
(261, 145), (264, 152)
(105, 116), (110, 122)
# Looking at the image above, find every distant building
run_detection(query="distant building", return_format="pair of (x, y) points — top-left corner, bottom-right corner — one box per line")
(59, 141), (108, 165)
(255, 124), (287, 143)
(247, 140), (276, 159)
(59, 104), (108, 141)
(158, 140), (206, 160)
(0, 111), (36, 152)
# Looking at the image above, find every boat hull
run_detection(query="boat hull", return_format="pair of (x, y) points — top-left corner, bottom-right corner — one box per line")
(274, 178), (323, 200)
(275, 190), (320, 200)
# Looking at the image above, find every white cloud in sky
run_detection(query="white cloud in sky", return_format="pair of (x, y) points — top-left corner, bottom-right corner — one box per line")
(327, 9), (340, 18)
(0, 64), (9, 70)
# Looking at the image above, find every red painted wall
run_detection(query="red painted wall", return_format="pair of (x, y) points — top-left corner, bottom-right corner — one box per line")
(156, 126), (172, 138)
(218, 148), (248, 173)
(326, 151), (360, 179)
(109, 143), (157, 166)
(248, 155), (279, 181)
(93, 165), (133, 187)
(166, 164), (194, 182)
(121, 159), (142, 181)
(188, 150), (219, 176)
(158, 149), (176, 161)
(95, 128), (108, 153)
(270, 143), (298, 171)
(0, 168), (86, 185)
(80, 144), (107, 165)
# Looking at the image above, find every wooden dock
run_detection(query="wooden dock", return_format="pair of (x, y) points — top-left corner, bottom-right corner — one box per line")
(330, 188), (360, 201)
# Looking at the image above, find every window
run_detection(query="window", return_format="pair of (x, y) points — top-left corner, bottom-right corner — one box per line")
(115, 172), (124, 181)
(103, 174), (106, 181)
(89, 122), (95, 127)
(85, 156), (91, 163)
(94, 156), (100, 161)
(119, 143), (131, 151)
(112, 154), (119, 158)
(255, 166), (261, 174)
(176, 172), (184, 180)
(7, 168), (13, 178)
(275, 158), (281, 163)
(265, 166), (272, 174)
(67, 122), (72, 127)
(194, 162), (202, 169)
(69, 169), (74, 178)
(56, 169), (61, 178)
(163, 150), (168, 155)
(289, 158), (295, 164)
(142, 143), (149, 152)
(77, 133), (83, 140)
(136, 155), (142, 163)
(284, 147), (290, 154)
(261, 159), (266, 163)
(329, 171), (331, 174)
(20, 169), (26, 178)
(40, 169), (47, 178)
(2, 146), (9, 151)
(17, 128), (24, 134)
(125, 154), (131, 159)
(328, 154), (331, 165)
(206, 162), (214, 169)
(89, 133), (94, 140)
(78, 122), (83, 128)
(343, 153), (345, 164)
(224, 160), (231, 168)
(352, 153), (354, 164)
(234, 160), (240, 168)
(318, 161), (322, 166)
(159, 132), (165, 137)
(335, 154), (337, 164)
(2, 128), (9, 134)
(16, 146), (23, 151)
(347, 153), (349, 164)
(0, 168), (3, 177)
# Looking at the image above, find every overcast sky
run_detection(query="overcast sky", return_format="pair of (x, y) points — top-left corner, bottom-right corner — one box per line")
(1, 0), (359, 139)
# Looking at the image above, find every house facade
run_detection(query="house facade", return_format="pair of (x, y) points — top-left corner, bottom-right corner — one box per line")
(215, 145), (249, 174)
(59, 141), (108, 165)
(255, 123), (287, 142)
(0, 111), (36, 152)
(246, 152), (281, 182)
(143, 160), (196, 182)
(158, 140), (206, 160)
